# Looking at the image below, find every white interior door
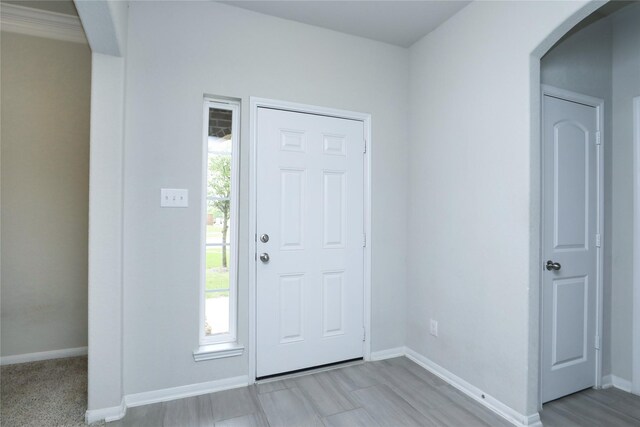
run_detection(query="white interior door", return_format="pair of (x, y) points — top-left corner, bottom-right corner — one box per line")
(256, 107), (365, 378)
(542, 92), (599, 403)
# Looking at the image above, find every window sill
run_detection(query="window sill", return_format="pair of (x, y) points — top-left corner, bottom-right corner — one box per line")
(193, 342), (244, 362)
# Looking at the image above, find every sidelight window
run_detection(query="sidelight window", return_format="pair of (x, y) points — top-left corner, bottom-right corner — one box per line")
(200, 98), (239, 345)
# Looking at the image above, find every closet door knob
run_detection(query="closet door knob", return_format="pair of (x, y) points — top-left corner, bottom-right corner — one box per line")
(545, 260), (561, 271)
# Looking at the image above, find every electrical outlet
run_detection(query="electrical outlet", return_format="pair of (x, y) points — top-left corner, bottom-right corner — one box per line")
(430, 319), (438, 337)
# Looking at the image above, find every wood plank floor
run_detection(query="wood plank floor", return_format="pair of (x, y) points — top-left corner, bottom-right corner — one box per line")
(109, 357), (640, 427)
(540, 386), (640, 427)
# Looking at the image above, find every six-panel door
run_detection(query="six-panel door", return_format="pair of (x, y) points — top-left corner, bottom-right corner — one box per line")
(256, 107), (365, 378)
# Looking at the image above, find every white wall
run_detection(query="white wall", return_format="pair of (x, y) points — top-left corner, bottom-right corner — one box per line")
(75, 0), (129, 418)
(0, 32), (90, 358)
(85, 53), (126, 415)
(121, 1), (409, 396)
(611, 2), (640, 383)
(540, 16), (613, 376)
(407, 0), (600, 417)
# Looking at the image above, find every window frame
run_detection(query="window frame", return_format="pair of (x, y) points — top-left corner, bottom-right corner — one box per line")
(199, 97), (240, 346)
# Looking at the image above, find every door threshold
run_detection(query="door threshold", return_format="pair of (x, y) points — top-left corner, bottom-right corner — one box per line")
(256, 358), (363, 383)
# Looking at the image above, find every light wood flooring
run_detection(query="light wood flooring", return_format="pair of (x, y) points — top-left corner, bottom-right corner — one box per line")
(109, 357), (640, 427)
(540, 386), (640, 426)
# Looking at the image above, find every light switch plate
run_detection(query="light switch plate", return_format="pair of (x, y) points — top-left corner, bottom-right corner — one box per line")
(161, 188), (188, 207)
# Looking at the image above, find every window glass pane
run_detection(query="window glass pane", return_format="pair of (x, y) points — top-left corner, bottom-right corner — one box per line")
(205, 246), (230, 336)
(207, 154), (232, 200)
(205, 246), (230, 292)
(205, 293), (230, 336)
(208, 108), (232, 153)
(206, 198), (233, 245)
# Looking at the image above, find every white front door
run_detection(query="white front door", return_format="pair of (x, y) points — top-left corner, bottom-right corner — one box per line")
(256, 107), (365, 378)
(542, 92), (599, 403)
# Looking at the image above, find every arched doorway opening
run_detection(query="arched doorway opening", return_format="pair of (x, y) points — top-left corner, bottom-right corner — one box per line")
(530, 0), (640, 421)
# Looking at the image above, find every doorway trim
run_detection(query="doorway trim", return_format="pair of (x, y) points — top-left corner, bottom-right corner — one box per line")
(247, 97), (372, 383)
(633, 96), (640, 395)
(539, 84), (605, 407)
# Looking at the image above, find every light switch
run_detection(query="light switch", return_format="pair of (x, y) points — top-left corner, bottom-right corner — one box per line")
(161, 188), (188, 208)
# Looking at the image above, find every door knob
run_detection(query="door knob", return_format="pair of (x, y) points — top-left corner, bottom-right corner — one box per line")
(260, 234), (270, 243)
(545, 260), (561, 271)
(259, 253), (270, 263)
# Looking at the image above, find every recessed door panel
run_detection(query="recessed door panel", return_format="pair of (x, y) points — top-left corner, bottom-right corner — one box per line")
(323, 171), (346, 248)
(279, 274), (304, 343)
(280, 130), (306, 152)
(554, 122), (589, 251)
(322, 271), (345, 337)
(280, 169), (305, 250)
(552, 276), (588, 369)
(323, 134), (346, 156)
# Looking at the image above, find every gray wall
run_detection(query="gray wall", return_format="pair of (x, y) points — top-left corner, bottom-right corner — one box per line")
(611, 2), (640, 382)
(1, 32), (91, 357)
(541, 15), (614, 376)
(407, 0), (600, 416)
(122, 1), (409, 395)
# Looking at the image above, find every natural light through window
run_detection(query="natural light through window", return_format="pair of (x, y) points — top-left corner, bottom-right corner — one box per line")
(201, 98), (239, 345)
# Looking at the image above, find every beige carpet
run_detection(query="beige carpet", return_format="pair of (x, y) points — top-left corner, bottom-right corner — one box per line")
(1, 356), (103, 427)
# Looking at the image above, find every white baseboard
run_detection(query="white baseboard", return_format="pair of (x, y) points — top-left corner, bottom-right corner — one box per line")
(601, 374), (632, 392)
(85, 375), (249, 423)
(1, 346), (88, 366)
(126, 375), (249, 408)
(85, 399), (126, 424)
(369, 346), (406, 361)
(404, 347), (541, 427)
(612, 375), (633, 392)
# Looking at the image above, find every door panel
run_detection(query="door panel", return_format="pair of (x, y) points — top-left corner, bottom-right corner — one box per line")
(322, 271), (345, 337)
(554, 122), (589, 250)
(542, 94), (598, 403)
(323, 171), (346, 248)
(551, 276), (588, 369)
(256, 108), (365, 378)
(279, 274), (304, 343)
(279, 169), (305, 249)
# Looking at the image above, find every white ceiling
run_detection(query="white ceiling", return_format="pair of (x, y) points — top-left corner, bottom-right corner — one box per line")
(219, 1), (471, 47)
(2, 1), (470, 47)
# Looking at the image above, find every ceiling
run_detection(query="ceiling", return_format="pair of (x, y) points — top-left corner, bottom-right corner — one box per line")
(219, 1), (471, 47)
(1, 1), (470, 47)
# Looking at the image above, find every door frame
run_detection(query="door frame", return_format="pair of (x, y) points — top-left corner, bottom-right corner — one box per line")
(247, 97), (372, 383)
(633, 96), (640, 395)
(539, 84), (604, 407)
